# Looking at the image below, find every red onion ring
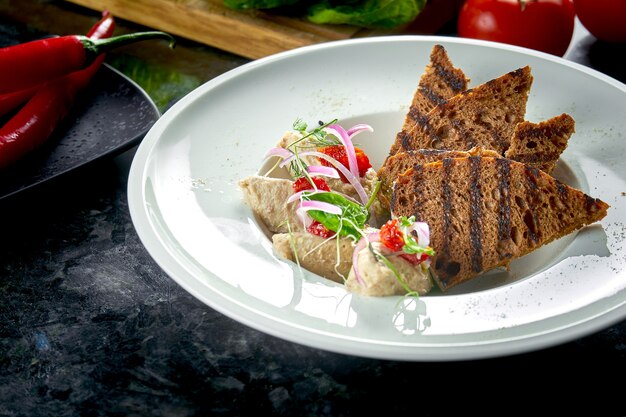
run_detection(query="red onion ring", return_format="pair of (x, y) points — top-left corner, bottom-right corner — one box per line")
(280, 151), (368, 205)
(287, 189), (326, 204)
(263, 147), (293, 160)
(306, 165), (340, 179)
(295, 200), (343, 227)
(406, 221), (430, 247)
(346, 124), (374, 137)
(324, 124), (359, 180)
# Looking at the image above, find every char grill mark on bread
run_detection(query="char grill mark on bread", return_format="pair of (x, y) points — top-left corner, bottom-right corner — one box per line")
(469, 156), (483, 273)
(496, 158), (512, 260)
(407, 106), (430, 127)
(524, 166), (541, 244)
(432, 57), (467, 92)
(399, 130), (412, 153)
(418, 85), (447, 108)
(391, 45), (470, 155)
(393, 66), (533, 156)
(441, 158), (453, 268)
(408, 44), (469, 118)
(378, 147), (500, 211)
(390, 156), (609, 290)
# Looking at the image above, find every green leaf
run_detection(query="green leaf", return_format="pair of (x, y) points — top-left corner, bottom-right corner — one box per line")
(306, 0), (426, 29)
(302, 192), (368, 240)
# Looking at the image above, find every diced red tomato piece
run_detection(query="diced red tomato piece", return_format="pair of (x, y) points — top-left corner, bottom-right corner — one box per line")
(292, 176), (330, 193)
(381, 218), (430, 265)
(379, 219), (404, 252)
(307, 220), (335, 239)
(399, 252), (429, 265)
(317, 145), (371, 183)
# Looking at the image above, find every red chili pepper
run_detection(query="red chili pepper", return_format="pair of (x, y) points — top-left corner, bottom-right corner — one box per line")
(0, 11), (117, 118)
(0, 28), (174, 94)
(0, 11), (116, 170)
(0, 86), (39, 118)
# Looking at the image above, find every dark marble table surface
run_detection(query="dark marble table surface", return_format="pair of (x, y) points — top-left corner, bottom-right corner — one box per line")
(1, 1), (625, 415)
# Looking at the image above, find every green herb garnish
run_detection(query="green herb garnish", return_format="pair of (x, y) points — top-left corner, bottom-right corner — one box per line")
(398, 216), (435, 257)
(301, 192), (368, 240)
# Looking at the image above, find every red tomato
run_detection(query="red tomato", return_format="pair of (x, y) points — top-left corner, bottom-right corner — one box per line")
(317, 145), (371, 183)
(380, 219), (405, 252)
(457, 0), (576, 56)
(573, 0), (626, 43)
(306, 221), (335, 239)
(292, 176), (330, 193)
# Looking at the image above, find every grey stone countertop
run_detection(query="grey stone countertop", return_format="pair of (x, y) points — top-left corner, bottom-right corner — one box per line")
(1, 4), (625, 416)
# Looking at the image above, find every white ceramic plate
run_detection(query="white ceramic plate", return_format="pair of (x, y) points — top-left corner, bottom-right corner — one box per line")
(128, 36), (626, 361)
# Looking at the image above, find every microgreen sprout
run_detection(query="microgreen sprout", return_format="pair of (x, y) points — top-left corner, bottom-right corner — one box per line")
(290, 118), (340, 149)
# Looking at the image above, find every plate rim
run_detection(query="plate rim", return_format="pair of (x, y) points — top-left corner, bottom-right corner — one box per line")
(128, 35), (626, 361)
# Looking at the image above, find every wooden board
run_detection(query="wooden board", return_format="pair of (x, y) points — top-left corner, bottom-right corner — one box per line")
(65, 0), (460, 59)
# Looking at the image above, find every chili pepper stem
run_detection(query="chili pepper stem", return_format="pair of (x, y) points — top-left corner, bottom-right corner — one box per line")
(0, 28), (174, 96)
(79, 31), (176, 60)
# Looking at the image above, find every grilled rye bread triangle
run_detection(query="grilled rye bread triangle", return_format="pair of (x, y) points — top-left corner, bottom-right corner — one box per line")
(395, 44), (470, 146)
(390, 155), (609, 291)
(391, 66), (533, 156)
(505, 113), (575, 174)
